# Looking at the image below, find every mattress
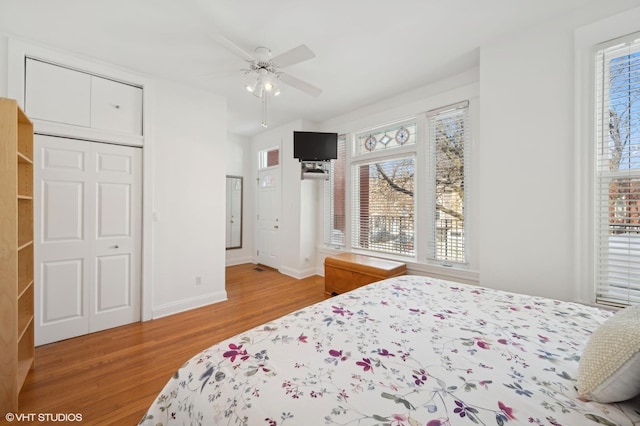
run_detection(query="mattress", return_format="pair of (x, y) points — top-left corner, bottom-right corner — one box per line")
(140, 275), (640, 425)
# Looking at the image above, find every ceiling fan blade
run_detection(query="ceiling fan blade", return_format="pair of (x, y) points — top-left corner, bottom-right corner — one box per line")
(210, 33), (255, 62)
(279, 72), (322, 98)
(271, 44), (315, 68)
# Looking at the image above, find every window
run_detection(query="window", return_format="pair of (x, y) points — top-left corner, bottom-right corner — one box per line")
(258, 147), (279, 169)
(350, 122), (417, 257)
(324, 135), (346, 246)
(352, 156), (415, 256)
(594, 33), (640, 306)
(324, 104), (470, 264)
(428, 103), (469, 264)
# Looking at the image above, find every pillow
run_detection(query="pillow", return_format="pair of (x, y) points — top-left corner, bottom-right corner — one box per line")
(576, 305), (640, 403)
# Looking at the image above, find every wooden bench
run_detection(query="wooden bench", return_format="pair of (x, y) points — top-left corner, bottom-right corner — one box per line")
(324, 252), (406, 295)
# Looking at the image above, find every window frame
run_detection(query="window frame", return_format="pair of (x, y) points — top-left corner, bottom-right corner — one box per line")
(323, 135), (346, 248)
(426, 102), (470, 265)
(323, 105), (471, 267)
(592, 33), (640, 307)
(574, 8), (640, 307)
(350, 153), (417, 258)
(349, 119), (419, 259)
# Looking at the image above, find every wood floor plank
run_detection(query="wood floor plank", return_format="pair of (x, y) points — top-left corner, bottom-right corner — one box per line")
(9, 264), (328, 425)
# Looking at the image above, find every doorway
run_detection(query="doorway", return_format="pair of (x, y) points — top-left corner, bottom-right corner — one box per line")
(256, 148), (281, 269)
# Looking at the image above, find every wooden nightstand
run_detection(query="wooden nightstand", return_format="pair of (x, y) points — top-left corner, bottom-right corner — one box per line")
(324, 253), (406, 295)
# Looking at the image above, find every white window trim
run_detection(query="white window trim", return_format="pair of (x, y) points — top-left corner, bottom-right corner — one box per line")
(324, 103), (475, 271)
(574, 6), (640, 307)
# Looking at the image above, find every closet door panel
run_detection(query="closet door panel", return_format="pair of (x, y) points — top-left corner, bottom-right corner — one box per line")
(96, 254), (131, 311)
(90, 143), (141, 333)
(41, 259), (84, 323)
(24, 59), (91, 127)
(91, 76), (143, 136)
(35, 136), (92, 345)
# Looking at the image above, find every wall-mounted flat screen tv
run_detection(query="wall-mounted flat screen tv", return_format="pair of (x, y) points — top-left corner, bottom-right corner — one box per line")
(293, 131), (338, 162)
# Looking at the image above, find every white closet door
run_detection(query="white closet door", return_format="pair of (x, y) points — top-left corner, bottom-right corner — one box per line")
(91, 76), (143, 136)
(35, 136), (91, 343)
(90, 142), (141, 333)
(25, 59), (91, 127)
(35, 135), (141, 345)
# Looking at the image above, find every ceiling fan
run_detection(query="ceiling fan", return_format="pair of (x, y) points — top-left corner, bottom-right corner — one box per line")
(212, 34), (323, 99)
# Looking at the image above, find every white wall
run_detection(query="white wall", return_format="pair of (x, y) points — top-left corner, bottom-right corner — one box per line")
(226, 133), (253, 265)
(0, 35), (7, 97)
(149, 80), (228, 317)
(299, 178), (319, 275)
(478, 0), (640, 302)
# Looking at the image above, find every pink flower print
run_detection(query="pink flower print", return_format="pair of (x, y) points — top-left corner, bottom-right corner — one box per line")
(391, 414), (407, 425)
(297, 334), (308, 343)
(356, 357), (374, 372)
(498, 401), (516, 420)
(338, 389), (349, 401)
(223, 343), (249, 362)
(479, 380), (492, 389)
(476, 339), (491, 349)
(377, 348), (395, 357)
(332, 305), (349, 316)
(412, 369), (427, 385)
(329, 349), (348, 362)
(453, 400), (479, 420)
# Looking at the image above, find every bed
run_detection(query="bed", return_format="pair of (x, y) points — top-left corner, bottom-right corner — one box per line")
(140, 275), (640, 425)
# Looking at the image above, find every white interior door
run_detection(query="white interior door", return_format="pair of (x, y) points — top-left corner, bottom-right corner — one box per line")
(90, 142), (141, 332)
(35, 135), (141, 345)
(257, 168), (280, 268)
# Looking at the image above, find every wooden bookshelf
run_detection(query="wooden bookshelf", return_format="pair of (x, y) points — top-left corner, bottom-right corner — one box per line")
(0, 97), (35, 414)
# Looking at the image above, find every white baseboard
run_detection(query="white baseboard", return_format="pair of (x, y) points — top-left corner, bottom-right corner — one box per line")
(278, 265), (317, 279)
(225, 256), (254, 266)
(152, 290), (228, 319)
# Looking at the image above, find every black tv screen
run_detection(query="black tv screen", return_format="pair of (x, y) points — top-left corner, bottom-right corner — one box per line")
(293, 131), (338, 161)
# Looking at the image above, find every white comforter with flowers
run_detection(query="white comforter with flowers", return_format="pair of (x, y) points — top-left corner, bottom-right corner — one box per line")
(140, 275), (640, 426)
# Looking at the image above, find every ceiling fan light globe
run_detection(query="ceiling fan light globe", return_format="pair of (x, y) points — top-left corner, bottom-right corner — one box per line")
(252, 85), (264, 98)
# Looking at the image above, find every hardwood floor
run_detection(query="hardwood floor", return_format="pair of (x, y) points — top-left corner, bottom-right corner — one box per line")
(11, 264), (328, 425)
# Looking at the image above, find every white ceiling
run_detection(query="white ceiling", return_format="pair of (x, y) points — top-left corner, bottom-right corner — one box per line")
(0, 0), (601, 136)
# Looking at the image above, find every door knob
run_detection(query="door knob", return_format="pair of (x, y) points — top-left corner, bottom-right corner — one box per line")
(274, 225), (279, 229)
(111, 245), (119, 249)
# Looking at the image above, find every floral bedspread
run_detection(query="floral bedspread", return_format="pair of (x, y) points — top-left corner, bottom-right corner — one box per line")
(140, 275), (640, 426)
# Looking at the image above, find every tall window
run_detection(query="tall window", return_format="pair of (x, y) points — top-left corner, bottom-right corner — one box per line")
(428, 103), (469, 264)
(595, 34), (640, 306)
(351, 122), (417, 257)
(324, 135), (346, 246)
